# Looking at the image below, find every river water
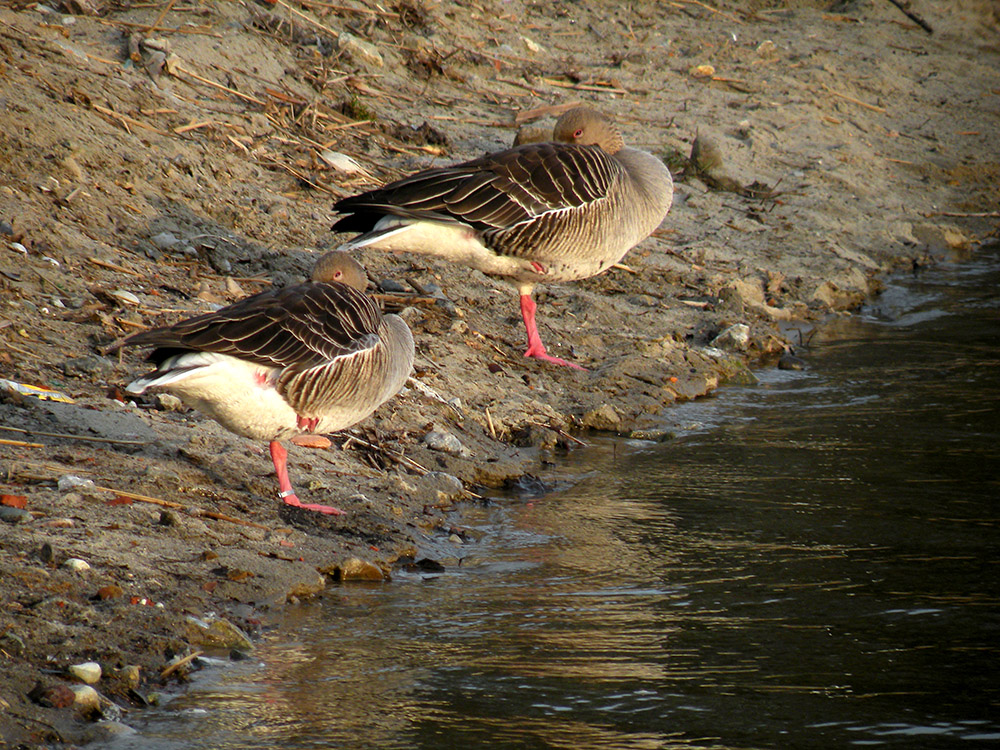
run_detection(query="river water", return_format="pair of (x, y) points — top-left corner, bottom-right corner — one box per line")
(115, 246), (1000, 749)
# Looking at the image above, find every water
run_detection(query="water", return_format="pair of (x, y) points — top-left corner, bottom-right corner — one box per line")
(115, 247), (1000, 749)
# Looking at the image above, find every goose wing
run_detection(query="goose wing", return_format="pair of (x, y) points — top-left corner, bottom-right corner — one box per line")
(122, 283), (383, 371)
(332, 142), (624, 235)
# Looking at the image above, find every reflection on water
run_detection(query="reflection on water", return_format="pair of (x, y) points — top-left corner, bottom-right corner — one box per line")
(115, 247), (1000, 750)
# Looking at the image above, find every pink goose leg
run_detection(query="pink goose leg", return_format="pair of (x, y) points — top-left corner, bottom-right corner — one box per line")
(519, 293), (586, 370)
(269, 441), (346, 515)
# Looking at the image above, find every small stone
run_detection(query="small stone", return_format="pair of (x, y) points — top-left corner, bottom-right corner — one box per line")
(338, 31), (383, 67)
(58, 475), (96, 492)
(0, 506), (31, 524)
(79, 721), (137, 744)
(43, 518), (75, 528)
(778, 352), (807, 371)
(378, 278), (407, 293)
(0, 220), (13, 235)
(28, 682), (75, 709)
(582, 404), (621, 431)
(116, 665), (141, 689)
(711, 323), (751, 351)
(184, 615), (253, 651)
(448, 534), (464, 545)
(756, 39), (777, 59)
(68, 661), (102, 684)
(155, 393), (185, 412)
(70, 684), (101, 712)
(150, 231), (179, 250)
(629, 428), (674, 442)
(0, 631), (25, 655)
(423, 429), (468, 456)
(415, 471), (464, 503)
(97, 584), (124, 600)
(689, 63), (715, 78)
(224, 277), (245, 297)
(62, 354), (114, 378)
(63, 557), (91, 572)
(329, 557), (387, 582)
(158, 510), (178, 526)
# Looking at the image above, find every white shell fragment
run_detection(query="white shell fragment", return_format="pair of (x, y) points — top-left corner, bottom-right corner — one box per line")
(109, 289), (141, 306)
(318, 150), (372, 178)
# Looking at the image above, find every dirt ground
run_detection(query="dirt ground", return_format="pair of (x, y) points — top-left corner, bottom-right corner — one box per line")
(1, 0), (998, 744)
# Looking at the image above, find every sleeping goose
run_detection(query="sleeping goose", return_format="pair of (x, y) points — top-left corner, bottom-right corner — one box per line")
(331, 106), (673, 369)
(115, 252), (414, 515)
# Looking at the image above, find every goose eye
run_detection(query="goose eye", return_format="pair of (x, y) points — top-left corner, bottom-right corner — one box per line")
(334, 270), (343, 279)
(574, 128), (584, 138)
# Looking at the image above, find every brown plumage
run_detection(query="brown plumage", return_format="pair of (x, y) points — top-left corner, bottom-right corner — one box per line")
(115, 252), (414, 515)
(331, 106), (673, 368)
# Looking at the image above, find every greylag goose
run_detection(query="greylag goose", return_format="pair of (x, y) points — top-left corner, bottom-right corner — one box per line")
(331, 106), (673, 368)
(115, 252), (414, 515)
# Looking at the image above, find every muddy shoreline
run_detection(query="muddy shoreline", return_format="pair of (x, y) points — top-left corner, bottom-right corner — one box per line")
(2, 0), (999, 745)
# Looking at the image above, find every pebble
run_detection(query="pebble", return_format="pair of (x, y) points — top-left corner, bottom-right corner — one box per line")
(378, 278), (407, 293)
(778, 352), (807, 371)
(582, 404), (621, 431)
(150, 231), (179, 250)
(0, 220), (13, 235)
(448, 534), (464, 545)
(62, 354), (114, 378)
(0, 631), (25, 655)
(338, 31), (383, 67)
(184, 614), (253, 651)
(155, 393), (185, 411)
(116, 665), (141, 689)
(68, 661), (102, 684)
(58, 475), (96, 492)
(28, 682), (75, 708)
(43, 518), (75, 528)
(711, 323), (751, 351)
(415, 471), (464, 503)
(0, 506), (31, 524)
(79, 721), (137, 744)
(331, 557), (387, 582)
(97, 584), (124, 600)
(63, 558), (91, 572)
(629, 428), (674, 442)
(70, 684), (101, 712)
(423, 429), (469, 456)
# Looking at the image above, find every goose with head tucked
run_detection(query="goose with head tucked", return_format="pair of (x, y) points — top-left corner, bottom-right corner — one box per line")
(331, 106), (673, 369)
(114, 252), (414, 515)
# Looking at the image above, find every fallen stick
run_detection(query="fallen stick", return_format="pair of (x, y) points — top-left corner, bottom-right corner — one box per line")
(95, 486), (273, 529)
(146, 0), (177, 32)
(0, 424), (151, 447)
(524, 419), (588, 447)
(539, 77), (629, 95)
(676, 0), (743, 24)
(826, 87), (887, 113)
(923, 210), (1000, 218)
(161, 651), (202, 679)
(92, 104), (172, 136)
(0, 438), (44, 448)
(171, 64), (266, 106)
(884, 0), (933, 34)
(341, 434), (430, 476)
